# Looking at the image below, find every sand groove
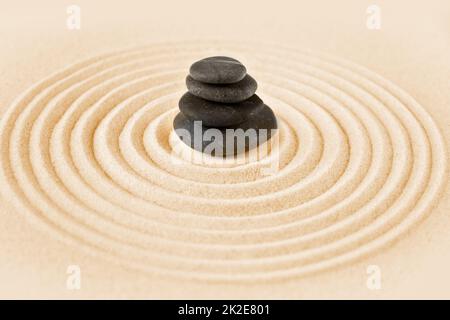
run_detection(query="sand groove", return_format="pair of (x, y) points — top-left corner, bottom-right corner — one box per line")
(0, 42), (447, 281)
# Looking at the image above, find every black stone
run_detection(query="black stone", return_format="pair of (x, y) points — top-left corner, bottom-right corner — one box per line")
(186, 74), (257, 103)
(179, 92), (265, 127)
(173, 105), (277, 156)
(189, 56), (247, 84)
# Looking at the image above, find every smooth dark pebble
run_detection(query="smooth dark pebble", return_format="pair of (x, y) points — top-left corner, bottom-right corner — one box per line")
(186, 74), (257, 103)
(173, 105), (277, 156)
(179, 92), (265, 127)
(189, 56), (247, 84)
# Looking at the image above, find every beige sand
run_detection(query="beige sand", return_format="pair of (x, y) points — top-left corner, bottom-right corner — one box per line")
(0, 0), (449, 298)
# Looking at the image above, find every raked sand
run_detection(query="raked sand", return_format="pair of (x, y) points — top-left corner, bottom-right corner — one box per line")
(0, 0), (449, 298)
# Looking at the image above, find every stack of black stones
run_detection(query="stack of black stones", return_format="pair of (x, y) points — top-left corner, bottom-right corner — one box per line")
(173, 56), (277, 156)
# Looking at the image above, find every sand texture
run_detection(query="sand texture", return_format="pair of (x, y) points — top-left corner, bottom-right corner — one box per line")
(0, 0), (449, 298)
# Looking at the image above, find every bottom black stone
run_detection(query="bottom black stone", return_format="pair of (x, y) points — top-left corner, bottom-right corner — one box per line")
(173, 105), (277, 157)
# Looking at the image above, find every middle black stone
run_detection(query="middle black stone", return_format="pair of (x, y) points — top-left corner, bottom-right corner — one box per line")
(186, 74), (257, 103)
(179, 92), (264, 127)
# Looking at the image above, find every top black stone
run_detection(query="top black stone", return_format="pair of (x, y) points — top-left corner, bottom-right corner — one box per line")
(189, 56), (247, 84)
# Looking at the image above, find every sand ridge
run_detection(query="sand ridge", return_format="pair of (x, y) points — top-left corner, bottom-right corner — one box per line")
(0, 41), (447, 282)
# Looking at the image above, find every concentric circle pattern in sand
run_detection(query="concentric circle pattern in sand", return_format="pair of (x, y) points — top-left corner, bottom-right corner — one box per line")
(0, 41), (447, 282)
